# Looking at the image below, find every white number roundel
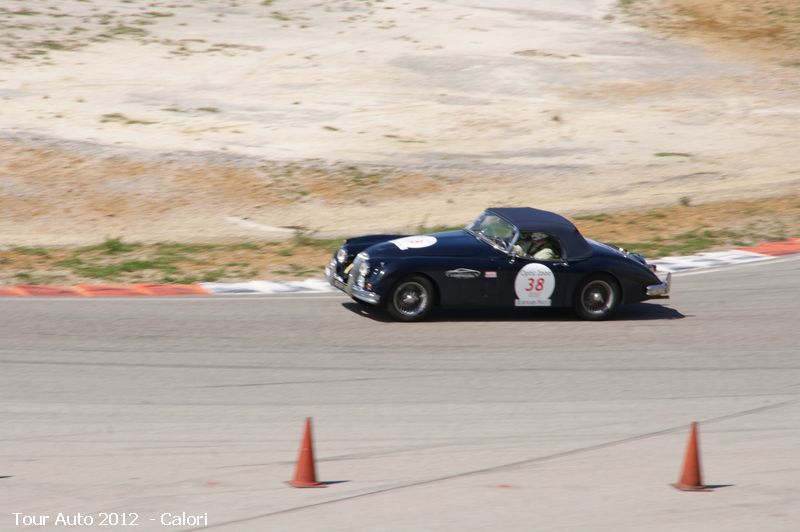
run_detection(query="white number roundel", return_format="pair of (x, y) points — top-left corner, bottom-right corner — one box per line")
(514, 263), (555, 301)
(391, 235), (437, 251)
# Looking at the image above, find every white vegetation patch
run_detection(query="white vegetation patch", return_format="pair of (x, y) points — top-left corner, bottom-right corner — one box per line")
(224, 216), (296, 236)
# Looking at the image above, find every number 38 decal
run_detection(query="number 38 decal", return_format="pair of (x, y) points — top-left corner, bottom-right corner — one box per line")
(525, 277), (546, 292)
(514, 263), (555, 306)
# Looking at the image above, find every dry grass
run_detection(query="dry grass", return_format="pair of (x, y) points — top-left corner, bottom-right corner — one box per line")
(2, 195), (797, 284)
(0, 236), (338, 285)
(0, 139), (442, 244)
(625, 0), (800, 64)
(573, 194), (800, 257)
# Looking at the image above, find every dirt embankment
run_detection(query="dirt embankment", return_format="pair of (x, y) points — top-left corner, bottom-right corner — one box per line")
(625, 0), (800, 65)
(1, 0), (799, 252)
(0, 139), (442, 245)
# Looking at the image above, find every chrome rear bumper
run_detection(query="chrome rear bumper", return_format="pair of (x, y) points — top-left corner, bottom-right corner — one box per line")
(646, 272), (671, 298)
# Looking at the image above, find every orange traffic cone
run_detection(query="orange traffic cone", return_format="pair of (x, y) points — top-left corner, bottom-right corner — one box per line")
(288, 418), (326, 488)
(672, 422), (711, 491)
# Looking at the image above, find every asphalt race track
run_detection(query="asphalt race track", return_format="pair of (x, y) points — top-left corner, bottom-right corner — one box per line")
(2, 257), (799, 531)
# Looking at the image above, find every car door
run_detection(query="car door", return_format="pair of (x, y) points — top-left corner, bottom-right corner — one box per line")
(435, 256), (498, 307)
(486, 236), (571, 308)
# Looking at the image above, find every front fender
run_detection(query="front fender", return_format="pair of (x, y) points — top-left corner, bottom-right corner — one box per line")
(369, 260), (438, 304)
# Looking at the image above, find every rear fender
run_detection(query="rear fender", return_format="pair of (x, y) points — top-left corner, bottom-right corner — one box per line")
(576, 271), (625, 302)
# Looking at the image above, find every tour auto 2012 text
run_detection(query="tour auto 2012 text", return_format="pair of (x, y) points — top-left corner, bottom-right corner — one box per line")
(12, 512), (208, 527)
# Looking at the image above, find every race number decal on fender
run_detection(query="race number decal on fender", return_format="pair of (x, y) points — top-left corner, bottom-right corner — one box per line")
(391, 235), (437, 251)
(514, 263), (555, 306)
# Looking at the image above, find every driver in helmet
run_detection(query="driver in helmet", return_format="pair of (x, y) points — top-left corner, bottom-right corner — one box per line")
(513, 232), (557, 260)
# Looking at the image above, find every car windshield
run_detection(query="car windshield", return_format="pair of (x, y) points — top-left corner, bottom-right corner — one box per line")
(466, 212), (518, 252)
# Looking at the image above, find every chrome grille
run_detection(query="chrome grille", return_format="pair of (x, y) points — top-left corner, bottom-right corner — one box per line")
(346, 255), (363, 293)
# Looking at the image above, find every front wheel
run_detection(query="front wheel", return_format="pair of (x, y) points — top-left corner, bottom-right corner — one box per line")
(385, 276), (434, 322)
(573, 274), (620, 320)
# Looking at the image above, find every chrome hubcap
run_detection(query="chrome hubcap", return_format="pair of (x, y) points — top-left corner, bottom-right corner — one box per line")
(394, 282), (428, 317)
(582, 280), (613, 315)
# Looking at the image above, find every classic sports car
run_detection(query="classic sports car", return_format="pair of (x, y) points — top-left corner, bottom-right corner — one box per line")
(325, 207), (671, 321)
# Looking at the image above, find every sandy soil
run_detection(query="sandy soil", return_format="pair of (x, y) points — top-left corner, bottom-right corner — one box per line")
(626, 0), (800, 65)
(1, 0), (799, 246)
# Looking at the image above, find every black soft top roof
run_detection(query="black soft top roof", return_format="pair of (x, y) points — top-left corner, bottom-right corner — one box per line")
(488, 207), (593, 260)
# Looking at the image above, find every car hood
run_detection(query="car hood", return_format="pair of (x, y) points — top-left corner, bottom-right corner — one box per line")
(365, 230), (488, 258)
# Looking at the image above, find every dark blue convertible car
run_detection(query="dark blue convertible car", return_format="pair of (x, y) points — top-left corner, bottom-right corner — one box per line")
(325, 207), (671, 321)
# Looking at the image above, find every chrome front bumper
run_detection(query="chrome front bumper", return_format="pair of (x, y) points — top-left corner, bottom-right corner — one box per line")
(325, 262), (381, 305)
(349, 284), (381, 305)
(326, 262), (347, 291)
(646, 272), (672, 298)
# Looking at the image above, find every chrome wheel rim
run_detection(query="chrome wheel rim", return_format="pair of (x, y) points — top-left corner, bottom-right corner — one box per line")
(581, 280), (614, 316)
(393, 281), (428, 318)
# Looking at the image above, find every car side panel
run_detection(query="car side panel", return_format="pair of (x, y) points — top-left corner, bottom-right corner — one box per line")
(429, 257), (497, 307)
(372, 256), (499, 308)
(487, 256), (575, 308)
(485, 255), (653, 309)
(366, 242), (660, 309)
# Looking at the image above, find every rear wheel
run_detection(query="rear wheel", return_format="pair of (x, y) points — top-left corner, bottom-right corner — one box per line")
(386, 276), (434, 322)
(574, 274), (620, 320)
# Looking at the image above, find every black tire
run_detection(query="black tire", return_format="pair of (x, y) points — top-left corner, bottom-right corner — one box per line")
(573, 274), (620, 321)
(385, 276), (434, 322)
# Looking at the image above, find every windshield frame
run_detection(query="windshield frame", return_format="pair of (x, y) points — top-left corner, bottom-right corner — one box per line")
(465, 211), (520, 254)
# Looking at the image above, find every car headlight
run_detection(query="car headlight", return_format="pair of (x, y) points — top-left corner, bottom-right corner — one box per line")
(358, 261), (370, 277)
(336, 248), (347, 263)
